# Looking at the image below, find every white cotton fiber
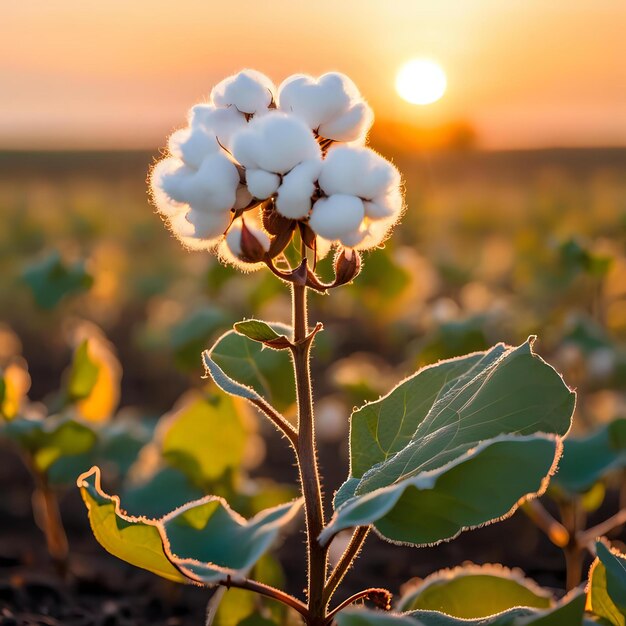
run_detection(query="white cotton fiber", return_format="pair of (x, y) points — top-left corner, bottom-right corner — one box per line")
(309, 194), (364, 240)
(168, 127), (219, 169)
(278, 73), (351, 129)
(188, 104), (247, 152)
(150, 158), (193, 216)
(278, 72), (373, 142)
(186, 208), (232, 240)
(167, 211), (221, 250)
(318, 102), (373, 143)
(363, 187), (404, 219)
(275, 159), (321, 219)
(225, 219), (270, 257)
(182, 152), (240, 213)
(319, 145), (400, 200)
(211, 70), (275, 115)
(246, 169), (281, 199)
(231, 112), (321, 175)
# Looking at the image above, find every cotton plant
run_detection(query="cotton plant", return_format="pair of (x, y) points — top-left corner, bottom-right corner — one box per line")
(80, 70), (601, 625)
(149, 68), (398, 272)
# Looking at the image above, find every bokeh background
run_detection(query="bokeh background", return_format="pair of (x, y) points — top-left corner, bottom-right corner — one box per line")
(1, 1), (626, 624)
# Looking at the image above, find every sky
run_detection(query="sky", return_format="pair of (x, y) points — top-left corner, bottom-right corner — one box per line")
(1, 0), (625, 150)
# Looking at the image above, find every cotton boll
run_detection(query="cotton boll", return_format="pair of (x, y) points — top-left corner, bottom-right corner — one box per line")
(211, 70), (275, 115)
(182, 152), (240, 213)
(167, 211), (226, 250)
(275, 159), (321, 219)
(278, 73), (352, 130)
(352, 216), (396, 250)
(168, 127), (219, 169)
(318, 101), (373, 143)
(339, 226), (368, 249)
(186, 208), (232, 240)
(319, 145), (400, 200)
(246, 169), (281, 199)
(309, 195), (364, 240)
(225, 220), (270, 257)
(363, 187), (404, 219)
(189, 105), (247, 151)
(232, 112), (321, 175)
(150, 158), (192, 216)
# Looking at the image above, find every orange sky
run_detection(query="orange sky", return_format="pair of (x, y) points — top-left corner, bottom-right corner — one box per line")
(2, 0), (625, 150)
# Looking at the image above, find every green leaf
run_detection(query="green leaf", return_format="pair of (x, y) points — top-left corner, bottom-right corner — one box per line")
(170, 307), (229, 372)
(23, 250), (93, 309)
(588, 541), (626, 626)
(234, 320), (291, 349)
(67, 341), (99, 401)
(203, 325), (296, 412)
(553, 419), (626, 493)
(78, 466), (302, 585)
(3, 416), (97, 474)
(63, 333), (122, 423)
(335, 591), (585, 626)
(323, 339), (575, 546)
(161, 394), (249, 487)
(47, 419), (152, 486)
(397, 565), (553, 617)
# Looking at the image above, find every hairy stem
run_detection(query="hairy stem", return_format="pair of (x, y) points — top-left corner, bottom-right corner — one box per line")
(323, 526), (370, 608)
(219, 575), (310, 620)
(291, 281), (327, 624)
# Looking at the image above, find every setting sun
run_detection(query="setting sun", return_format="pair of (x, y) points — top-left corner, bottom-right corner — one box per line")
(395, 58), (447, 105)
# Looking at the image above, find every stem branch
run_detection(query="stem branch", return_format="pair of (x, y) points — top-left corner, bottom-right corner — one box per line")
(577, 508), (626, 549)
(220, 576), (309, 620)
(323, 526), (370, 607)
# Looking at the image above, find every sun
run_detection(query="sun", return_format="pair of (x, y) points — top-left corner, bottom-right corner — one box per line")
(395, 58), (447, 105)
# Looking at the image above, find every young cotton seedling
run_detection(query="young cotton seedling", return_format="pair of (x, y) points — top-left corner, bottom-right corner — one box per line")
(82, 70), (585, 626)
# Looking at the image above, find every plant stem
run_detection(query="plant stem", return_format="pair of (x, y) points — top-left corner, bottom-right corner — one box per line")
(560, 499), (586, 590)
(577, 508), (626, 549)
(219, 575), (310, 620)
(323, 526), (370, 608)
(31, 469), (69, 577)
(291, 281), (327, 625)
(521, 500), (569, 548)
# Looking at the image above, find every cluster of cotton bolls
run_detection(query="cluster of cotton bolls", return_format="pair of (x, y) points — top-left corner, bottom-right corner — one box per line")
(150, 69), (404, 269)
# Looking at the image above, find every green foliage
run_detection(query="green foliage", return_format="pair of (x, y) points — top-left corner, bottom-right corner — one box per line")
(78, 466), (301, 585)
(161, 394), (248, 487)
(66, 340), (99, 402)
(587, 541), (626, 626)
(22, 250), (93, 309)
(170, 307), (229, 371)
(203, 325), (296, 412)
(323, 340), (575, 545)
(554, 419), (626, 493)
(397, 565), (553, 617)
(335, 592), (586, 626)
(3, 416), (97, 473)
(234, 319), (292, 349)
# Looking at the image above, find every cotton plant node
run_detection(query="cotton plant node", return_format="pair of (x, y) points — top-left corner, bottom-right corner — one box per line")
(149, 69), (403, 285)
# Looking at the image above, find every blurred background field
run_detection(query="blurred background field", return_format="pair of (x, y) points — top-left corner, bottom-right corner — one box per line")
(2, 145), (625, 423)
